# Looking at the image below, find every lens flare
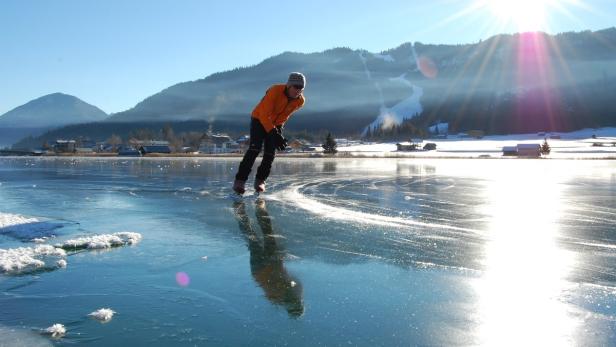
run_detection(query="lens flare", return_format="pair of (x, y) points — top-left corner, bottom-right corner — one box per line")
(175, 272), (190, 287)
(417, 55), (438, 79)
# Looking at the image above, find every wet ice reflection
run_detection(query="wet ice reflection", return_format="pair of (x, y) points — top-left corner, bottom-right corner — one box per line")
(233, 199), (304, 318)
(474, 163), (578, 345)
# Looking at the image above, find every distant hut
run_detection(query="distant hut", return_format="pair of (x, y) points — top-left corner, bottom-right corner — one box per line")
(502, 146), (517, 156)
(118, 146), (142, 156)
(139, 145), (171, 155)
(423, 143), (437, 151)
(396, 142), (419, 151)
(516, 144), (541, 157)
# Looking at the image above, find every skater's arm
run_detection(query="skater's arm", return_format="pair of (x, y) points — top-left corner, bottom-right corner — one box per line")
(272, 96), (305, 126)
(252, 87), (278, 133)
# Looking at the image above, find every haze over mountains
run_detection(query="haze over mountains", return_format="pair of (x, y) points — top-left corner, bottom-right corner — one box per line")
(0, 93), (107, 147)
(4, 28), (616, 149)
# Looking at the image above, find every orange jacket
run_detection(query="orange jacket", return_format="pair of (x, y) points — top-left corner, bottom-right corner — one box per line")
(251, 84), (305, 133)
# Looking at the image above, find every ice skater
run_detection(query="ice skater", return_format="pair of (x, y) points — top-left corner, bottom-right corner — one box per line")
(232, 72), (306, 195)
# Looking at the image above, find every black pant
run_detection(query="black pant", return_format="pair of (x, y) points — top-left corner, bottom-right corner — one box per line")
(235, 118), (276, 182)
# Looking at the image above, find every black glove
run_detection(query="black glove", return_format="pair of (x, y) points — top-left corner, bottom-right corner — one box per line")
(269, 129), (288, 151)
(279, 137), (289, 151)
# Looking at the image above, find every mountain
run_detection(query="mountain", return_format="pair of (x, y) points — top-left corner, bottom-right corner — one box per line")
(0, 93), (108, 147)
(104, 28), (616, 132)
(0, 93), (108, 127)
(13, 28), (616, 148)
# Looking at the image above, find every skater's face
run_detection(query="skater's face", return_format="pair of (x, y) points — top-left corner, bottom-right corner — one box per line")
(287, 84), (304, 99)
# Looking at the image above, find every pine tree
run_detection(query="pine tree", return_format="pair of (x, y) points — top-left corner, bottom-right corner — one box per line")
(322, 132), (338, 154)
(541, 138), (551, 155)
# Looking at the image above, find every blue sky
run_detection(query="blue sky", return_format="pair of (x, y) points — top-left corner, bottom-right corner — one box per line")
(1, 0), (614, 115)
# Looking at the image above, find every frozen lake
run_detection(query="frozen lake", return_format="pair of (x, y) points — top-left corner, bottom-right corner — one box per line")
(1, 157), (615, 346)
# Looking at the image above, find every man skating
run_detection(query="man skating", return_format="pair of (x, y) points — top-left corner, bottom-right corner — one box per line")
(232, 72), (306, 194)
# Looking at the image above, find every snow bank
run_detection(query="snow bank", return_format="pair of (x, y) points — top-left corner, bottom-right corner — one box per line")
(89, 308), (115, 322)
(333, 127), (616, 159)
(0, 245), (66, 274)
(57, 232), (142, 250)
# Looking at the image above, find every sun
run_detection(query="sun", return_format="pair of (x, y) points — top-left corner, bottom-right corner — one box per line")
(485, 0), (550, 31)
(434, 0), (587, 38)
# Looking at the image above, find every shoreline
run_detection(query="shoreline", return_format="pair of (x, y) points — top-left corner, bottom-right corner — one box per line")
(1, 152), (615, 160)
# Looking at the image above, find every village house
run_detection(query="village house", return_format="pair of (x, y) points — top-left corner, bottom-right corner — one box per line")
(118, 146), (142, 156)
(198, 134), (239, 154)
(53, 140), (76, 153)
(287, 139), (310, 152)
(134, 140), (172, 155)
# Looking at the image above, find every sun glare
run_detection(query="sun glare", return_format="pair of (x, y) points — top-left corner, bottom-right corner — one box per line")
(467, 0), (588, 33)
(486, 0), (549, 31)
(474, 162), (579, 345)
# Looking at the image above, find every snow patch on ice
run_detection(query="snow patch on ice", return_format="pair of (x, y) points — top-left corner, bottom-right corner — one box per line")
(0, 213), (38, 228)
(0, 245), (67, 274)
(57, 232), (142, 250)
(44, 324), (65, 338)
(89, 308), (115, 322)
(0, 212), (63, 240)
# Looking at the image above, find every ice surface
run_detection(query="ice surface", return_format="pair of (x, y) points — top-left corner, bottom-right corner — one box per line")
(0, 155), (615, 346)
(0, 245), (67, 274)
(280, 183), (478, 234)
(0, 325), (53, 347)
(89, 308), (115, 322)
(56, 232), (142, 250)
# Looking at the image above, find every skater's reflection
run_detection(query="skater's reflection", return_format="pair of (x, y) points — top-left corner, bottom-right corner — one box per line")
(233, 199), (304, 318)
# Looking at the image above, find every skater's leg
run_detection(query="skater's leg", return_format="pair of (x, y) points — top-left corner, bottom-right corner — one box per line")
(255, 132), (276, 191)
(235, 119), (267, 182)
